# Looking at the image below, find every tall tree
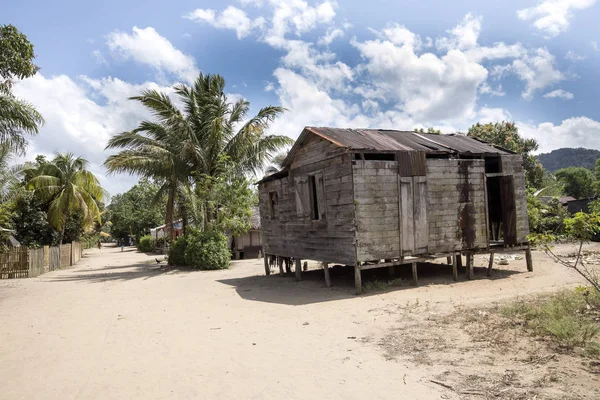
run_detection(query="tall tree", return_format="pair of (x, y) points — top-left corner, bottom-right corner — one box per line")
(468, 121), (543, 188)
(0, 24), (43, 153)
(104, 72), (291, 237)
(555, 167), (596, 199)
(27, 153), (104, 244)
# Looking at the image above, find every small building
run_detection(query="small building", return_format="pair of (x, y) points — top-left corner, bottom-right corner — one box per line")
(258, 127), (532, 293)
(230, 206), (262, 259)
(150, 220), (184, 245)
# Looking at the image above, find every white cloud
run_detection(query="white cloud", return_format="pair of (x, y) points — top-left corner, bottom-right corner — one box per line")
(477, 107), (512, 123)
(13, 73), (174, 195)
(565, 50), (586, 61)
(106, 26), (199, 83)
(183, 6), (264, 39)
(352, 26), (488, 121)
(517, 0), (597, 37)
(479, 83), (505, 96)
(543, 89), (574, 99)
(92, 50), (108, 66)
(318, 27), (344, 46)
(518, 117), (600, 153)
(592, 41), (599, 51)
(436, 13), (482, 51)
(493, 47), (564, 100)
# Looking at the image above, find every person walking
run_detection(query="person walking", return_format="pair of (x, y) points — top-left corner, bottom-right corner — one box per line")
(120, 239), (124, 252)
(97, 239), (102, 250)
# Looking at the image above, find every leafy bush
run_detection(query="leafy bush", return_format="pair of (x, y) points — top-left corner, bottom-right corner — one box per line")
(137, 234), (156, 253)
(185, 230), (230, 270)
(168, 236), (188, 266)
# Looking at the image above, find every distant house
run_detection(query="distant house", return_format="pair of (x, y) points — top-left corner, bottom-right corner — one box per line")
(150, 220), (184, 244)
(258, 126), (532, 293)
(230, 206), (262, 259)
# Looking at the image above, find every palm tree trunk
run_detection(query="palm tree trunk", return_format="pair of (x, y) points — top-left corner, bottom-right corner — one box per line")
(166, 185), (176, 241)
(59, 212), (67, 245)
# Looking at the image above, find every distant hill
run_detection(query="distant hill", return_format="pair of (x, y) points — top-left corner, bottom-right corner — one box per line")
(537, 148), (600, 172)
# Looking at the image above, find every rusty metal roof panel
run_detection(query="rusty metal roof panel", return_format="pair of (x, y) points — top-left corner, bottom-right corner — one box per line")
(281, 127), (513, 168)
(306, 127), (513, 154)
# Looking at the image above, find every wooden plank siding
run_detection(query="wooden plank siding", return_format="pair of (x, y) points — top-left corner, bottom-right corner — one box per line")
(500, 155), (529, 244)
(259, 134), (357, 265)
(426, 159), (488, 254)
(353, 160), (400, 262)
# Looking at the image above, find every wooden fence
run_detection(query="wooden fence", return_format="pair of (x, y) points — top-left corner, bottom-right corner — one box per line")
(0, 247), (29, 279)
(0, 241), (83, 280)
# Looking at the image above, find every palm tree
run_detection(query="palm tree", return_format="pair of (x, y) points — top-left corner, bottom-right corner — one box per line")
(264, 151), (288, 176)
(0, 142), (24, 201)
(104, 73), (292, 237)
(0, 92), (43, 154)
(27, 153), (104, 244)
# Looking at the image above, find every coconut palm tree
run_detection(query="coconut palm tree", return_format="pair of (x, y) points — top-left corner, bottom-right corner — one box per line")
(27, 153), (104, 244)
(0, 92), (43, 154)
(264, 151), (288, 176)
(104, 73), (292, 237)
(0, 142), (24, 201)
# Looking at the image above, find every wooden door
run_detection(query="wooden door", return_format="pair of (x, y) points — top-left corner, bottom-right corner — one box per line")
(500, 175), (517, 245)
(399, 176), (428, 255)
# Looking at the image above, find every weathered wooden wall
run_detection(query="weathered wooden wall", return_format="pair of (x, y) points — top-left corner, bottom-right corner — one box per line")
(259, 134), (357, 265)
(426, 159), (488, 253)
(500, 155), (529, 243)
(352, 160), (400, 262)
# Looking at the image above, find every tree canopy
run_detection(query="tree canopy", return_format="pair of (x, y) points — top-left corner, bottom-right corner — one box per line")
(468, 121), (543, 188)
(0, 24), (43, 153)
(104, 72), (291, 238)
(555, 167), (597, 199)
(27, 153), (104, 244)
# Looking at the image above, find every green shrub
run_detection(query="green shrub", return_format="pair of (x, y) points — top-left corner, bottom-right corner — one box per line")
(168, 236), (188, 266)
(137, 234), (156, 253)
(185, 230), (230, 270)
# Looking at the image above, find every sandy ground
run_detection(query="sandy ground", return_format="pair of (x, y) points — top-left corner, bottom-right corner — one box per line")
(1, 243), (599, 399)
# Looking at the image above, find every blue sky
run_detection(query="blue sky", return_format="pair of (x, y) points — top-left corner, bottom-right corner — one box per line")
(3, 0), (600, 195)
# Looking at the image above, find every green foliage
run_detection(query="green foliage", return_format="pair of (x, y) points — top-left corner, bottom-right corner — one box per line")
(564, 212), (600, 242)
(414, 127), (441, 134)
(194, 156), (257, 236)
(168, 235), (188, 266)
(26, 153), (104, 244)
(537, 148), (600, 173)
(555, 167), (596, 199)
(501, 289), (600, 352)
(137, 234), (156, 253)
(11, 190), (56, 247)
(185, 229), (230, 270)
(590, 198), (600, 214)
(0, 25), (43, 153)
(468, 121), (543, 188)
(527, 190), (569, 234)
(107, 179), (165, 241)
(104, 73), (291, 240)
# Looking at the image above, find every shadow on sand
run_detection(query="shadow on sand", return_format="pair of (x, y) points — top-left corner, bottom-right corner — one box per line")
(44, 262), (192, 283)
(217, 261), (522, 306)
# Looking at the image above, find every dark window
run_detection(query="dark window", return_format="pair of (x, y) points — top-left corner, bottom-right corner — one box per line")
(363, 153), (395, 161)
(269, 191), (279, 219)
(485, 157), (501, 173)
(308, 175), (319, 220)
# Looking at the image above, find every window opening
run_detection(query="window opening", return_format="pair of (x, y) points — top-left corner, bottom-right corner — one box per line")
(269, 191), (279, 219)
(363, 153), (395, 161)
(308, 175), (319, 220)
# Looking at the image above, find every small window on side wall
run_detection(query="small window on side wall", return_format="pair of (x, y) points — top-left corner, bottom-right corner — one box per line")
(269, 191), (279, 219)
(308, 172), (326, 221)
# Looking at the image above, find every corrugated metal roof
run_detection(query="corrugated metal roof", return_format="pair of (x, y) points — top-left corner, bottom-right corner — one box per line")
(282, 127), (513, 168)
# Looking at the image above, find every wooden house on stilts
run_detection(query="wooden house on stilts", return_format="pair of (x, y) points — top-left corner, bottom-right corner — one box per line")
(258, 127), (532, 294)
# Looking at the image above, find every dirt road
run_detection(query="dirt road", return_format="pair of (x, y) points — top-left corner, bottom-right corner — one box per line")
(0, 244), (595, 399)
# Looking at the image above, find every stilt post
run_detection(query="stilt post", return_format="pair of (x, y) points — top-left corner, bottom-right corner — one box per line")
(452, 254), (458, 281)
(388, 265), (395, 277)
(323, 262), (331, 287)
(446, 256), (452, 265)
(487, 252), (494, 277)
(354, 263), (362, 295)
(277, 256), (284, 276)
(525, 246), (533, 272)
(263, 252), (270, 276)
(412, 262), (418, 286)
(456, 254), (463, 268)
(466, 253), (474, 280)
(295, 258), (302, 281)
